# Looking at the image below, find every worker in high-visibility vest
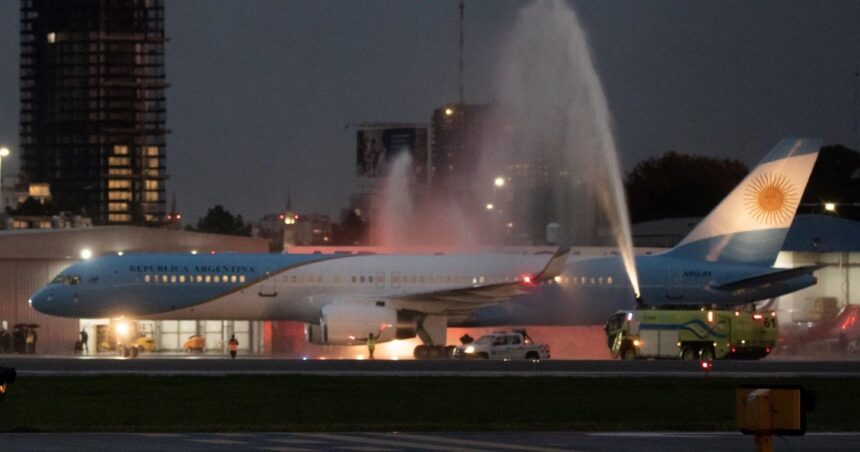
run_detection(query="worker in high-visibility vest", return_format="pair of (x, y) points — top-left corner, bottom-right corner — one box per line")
(228, 334), (239, 359)
(366, 331), (381, 360)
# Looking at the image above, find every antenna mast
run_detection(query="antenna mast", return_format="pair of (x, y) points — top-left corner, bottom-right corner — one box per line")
(458, 0), (464, 104)
(854, 70), (858, 151)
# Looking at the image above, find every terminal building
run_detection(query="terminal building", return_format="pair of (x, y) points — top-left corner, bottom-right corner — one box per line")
(0, 215), (856, 358)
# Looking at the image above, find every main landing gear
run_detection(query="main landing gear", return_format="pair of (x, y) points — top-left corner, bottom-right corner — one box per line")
(413, 344), (456, 359)
(411, 314), (452, 360)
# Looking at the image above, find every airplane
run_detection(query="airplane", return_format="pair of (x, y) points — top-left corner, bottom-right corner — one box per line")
(459, 137), (825, 326)
(30, 137), (823, 358)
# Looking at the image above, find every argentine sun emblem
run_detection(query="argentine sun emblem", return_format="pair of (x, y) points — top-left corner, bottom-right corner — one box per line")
(743, 172), (798, 225)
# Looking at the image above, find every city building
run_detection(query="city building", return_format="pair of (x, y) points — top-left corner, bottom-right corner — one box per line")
(429, 103), (592, 245)
(164, 193), (183, 230)
(19, 0), (168, 226)
(5, 212), (92, 230)
(3, 180), (95, 230)
(350, 123), (428, 244)
(255, 194), (333, 251)
(256, 212), (288, 252)
(430, 103), (491, 189)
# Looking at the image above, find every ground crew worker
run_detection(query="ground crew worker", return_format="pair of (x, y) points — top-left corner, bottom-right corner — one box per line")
(228, 334), (239, 359)
(80, 329), (89, 354)
(25, 329), (35, 354)
(367, 331), (381, 360)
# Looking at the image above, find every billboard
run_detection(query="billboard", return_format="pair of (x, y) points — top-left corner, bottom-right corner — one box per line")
(356, 127), (428, 181)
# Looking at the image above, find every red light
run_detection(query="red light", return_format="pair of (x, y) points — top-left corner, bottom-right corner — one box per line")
(167, 214), (172, 220)
(701, 361), (712, 371)
(176, 214), (181, 220)
(279, 214), (285, 220)
(731, 347), (736, 353)
(294, 215), (300, 220)
(753, 314), (763, 320)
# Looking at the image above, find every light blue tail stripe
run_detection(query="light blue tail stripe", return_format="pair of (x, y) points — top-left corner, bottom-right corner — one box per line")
(759, 138), (822, 164)
(664, 229), (789, 267)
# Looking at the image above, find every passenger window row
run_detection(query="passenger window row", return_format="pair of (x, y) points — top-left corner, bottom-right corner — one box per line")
(279, 273), (539, 286)
(144, 274), (247, 284)
(562, 276), (614, 286)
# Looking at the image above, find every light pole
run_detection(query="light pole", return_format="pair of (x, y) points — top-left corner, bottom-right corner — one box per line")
(491, 176), (506, 244)
(0, 147), (9, 221)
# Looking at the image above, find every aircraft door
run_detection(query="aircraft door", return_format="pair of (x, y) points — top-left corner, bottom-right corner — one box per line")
(258, 271), (277, 297)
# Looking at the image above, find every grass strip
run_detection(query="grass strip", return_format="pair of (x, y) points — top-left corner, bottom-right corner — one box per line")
(0, 375), (857, 432)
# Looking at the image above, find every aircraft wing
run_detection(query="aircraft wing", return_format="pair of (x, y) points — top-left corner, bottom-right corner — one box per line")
(392, 246), (569, 305)
(712, 265), (823, 292)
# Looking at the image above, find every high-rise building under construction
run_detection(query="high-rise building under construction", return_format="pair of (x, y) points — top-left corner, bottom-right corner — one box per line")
(19, 0), (167, 225)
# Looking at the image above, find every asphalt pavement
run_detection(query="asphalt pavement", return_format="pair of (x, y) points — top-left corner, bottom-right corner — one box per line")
(2, 355), (860, 377)
(2, 431), (858, 451)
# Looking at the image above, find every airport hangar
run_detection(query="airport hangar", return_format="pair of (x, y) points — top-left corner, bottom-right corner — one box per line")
(0, 227), (269, 354)
(0, 213), (857, 357)
(630, 214), (860, 328)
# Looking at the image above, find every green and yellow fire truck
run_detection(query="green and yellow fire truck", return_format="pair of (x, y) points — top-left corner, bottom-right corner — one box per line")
(605, 308), (778, 360)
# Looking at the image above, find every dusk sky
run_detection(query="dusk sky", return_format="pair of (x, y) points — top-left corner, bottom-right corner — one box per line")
(1, 0), (859, 224)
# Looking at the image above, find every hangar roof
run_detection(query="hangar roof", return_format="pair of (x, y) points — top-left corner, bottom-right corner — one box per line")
(632, 214), (860, 252)
(783, 215), (860, 252)
(0, 226), (269, 260)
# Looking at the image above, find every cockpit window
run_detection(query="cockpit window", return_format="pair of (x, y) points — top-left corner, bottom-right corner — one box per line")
(50, 275), (81, 285)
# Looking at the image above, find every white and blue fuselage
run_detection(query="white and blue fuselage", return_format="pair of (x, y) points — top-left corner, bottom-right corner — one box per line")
(31, 252), (559, 322)
(30, 138), (825, 345)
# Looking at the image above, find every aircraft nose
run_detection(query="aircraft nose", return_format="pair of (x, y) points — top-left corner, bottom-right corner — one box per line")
(29, 287), (56, 315)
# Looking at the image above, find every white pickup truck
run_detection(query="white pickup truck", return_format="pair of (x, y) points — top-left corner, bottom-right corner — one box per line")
(452, 329), (550, 360)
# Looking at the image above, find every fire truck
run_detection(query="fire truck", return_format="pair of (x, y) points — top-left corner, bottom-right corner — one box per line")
(605, 308), (778, 360)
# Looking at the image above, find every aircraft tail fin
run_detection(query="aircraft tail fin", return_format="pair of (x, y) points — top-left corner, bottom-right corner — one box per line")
(664, 138), (822, 266)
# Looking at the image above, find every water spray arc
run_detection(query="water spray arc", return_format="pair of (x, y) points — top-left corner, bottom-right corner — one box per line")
(489, 0), (641, 297)
(371, 0), (643, 298)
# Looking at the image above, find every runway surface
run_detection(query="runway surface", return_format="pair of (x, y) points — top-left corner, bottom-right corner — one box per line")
(3, 355), (860, 377)
(2, 431), (858, 451)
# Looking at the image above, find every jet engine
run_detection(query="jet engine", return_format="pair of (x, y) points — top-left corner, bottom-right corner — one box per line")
(304, 303), (418, 345)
